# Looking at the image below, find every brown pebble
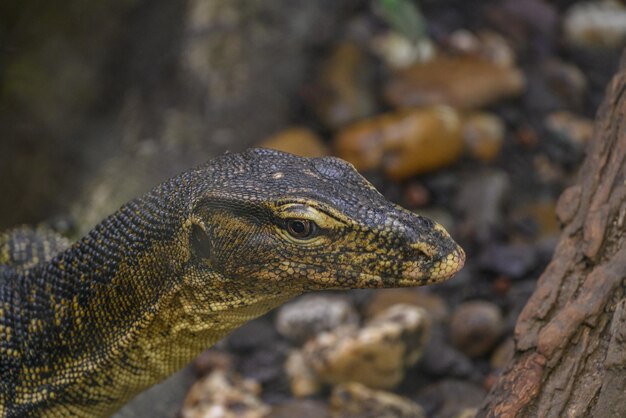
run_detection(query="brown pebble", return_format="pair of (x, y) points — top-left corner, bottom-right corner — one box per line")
(544, 111), (594, 147)
(182, 369), (268, 418)
(297, 305), (431, 390)
(285, 350), (323, 398)
(331, 382), (426, 418)
(462, 112), (505, 162)
(384, 55), (525, 110)
(334, 106), (464, 180)
(449, 301), (504, 358)
(260, 127), (329, 158)
(541, 59), (587, 110)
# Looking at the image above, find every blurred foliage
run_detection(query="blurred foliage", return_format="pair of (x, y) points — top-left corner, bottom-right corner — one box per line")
(372, 0), (427, 42)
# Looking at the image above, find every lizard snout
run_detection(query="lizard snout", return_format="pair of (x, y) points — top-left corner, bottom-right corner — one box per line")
(399, 244), (465, 285)
(396, 218), (465, 285)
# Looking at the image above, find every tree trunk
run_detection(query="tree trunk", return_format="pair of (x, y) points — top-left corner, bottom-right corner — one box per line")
(477, 54), (626, 417)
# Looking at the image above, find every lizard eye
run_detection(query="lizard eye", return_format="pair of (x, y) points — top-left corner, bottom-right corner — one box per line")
(286, 219), (316, 239)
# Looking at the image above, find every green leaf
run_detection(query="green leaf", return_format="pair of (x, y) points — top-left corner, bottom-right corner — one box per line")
(373, 0), (427, 43)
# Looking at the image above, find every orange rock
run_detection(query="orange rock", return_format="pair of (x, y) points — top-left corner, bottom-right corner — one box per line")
(312, 42), (375, 129)
(384, 55), (525, 110)
(462, 112), (505, 162)
(260, 127), (329, 158)
(334, 105), (463, 180)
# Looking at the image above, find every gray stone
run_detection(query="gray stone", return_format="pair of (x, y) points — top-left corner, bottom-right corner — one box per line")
(276, 295), (359, 344)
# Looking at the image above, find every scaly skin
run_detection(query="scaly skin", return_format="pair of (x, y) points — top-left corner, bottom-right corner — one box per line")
(0, 149), (465, 417)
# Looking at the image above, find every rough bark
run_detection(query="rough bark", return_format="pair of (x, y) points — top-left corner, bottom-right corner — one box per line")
(477, 54), (626, 418)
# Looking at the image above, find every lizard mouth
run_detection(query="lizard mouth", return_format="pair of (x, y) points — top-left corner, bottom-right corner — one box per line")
(400, 245), (465, 286)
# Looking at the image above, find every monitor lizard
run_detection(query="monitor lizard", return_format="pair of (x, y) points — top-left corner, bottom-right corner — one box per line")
(0, 149), (465, 417)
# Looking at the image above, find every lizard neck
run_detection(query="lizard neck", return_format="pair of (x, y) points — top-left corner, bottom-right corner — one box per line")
(3, 179), (189, 415)
(4, 176), (301, 417)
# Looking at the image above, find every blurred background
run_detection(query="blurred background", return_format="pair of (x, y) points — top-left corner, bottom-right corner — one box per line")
(1, 0), (625, 417)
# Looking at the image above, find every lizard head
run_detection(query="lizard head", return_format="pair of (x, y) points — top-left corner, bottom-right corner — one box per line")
(188, 148), (464, 293)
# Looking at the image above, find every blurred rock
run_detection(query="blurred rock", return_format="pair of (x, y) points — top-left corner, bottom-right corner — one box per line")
(403, 182), (431, 208)
(455, 170), (510, 243)
(286, 350), (323, 397)
(330, 382), (426, 418)
(260, 128), (329, 158)
(181, 369), (269, 418)
(228, 318), (278, 353)
(449, 301), (504, 358)
(461, 112), (505, 162)
(311, 42), (376, 129)
(483, 372), (500, 393)
(228, 322), (287, 388)
(563, 0), (626, 49)
(295, 304), (431, 389)
(384, 56), (524, 110)
(269, 399), (330, 418)
(490, 337), (515, 370)
(371, 32), (436, 69)
(514, 124), (539, 149)
(505, 279), (538, 331)
(419, 325), (475, 379)
(492, 276), (512, 297)
(365, 289), (449, 324)
(544, 111), (593, 165)
(454, 408), (479, 418)
(276, 295), (359, 344)
(511, 200), (560, 240)
(334, 106), (464, 180)
(545, 111), (593, 147)
(533, 154), (567, 185)
(447, 30), (516, 68)
(415, 379), (486, 418)
(237, 342), (289, 385)
(526, 59), (587, 114)
(484, 0), (558, 53)
(194, 350), (234, 376)
(478, 243), (537, 279)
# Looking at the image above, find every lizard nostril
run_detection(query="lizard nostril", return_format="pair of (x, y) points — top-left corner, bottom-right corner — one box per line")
(410, 242), (437, 259)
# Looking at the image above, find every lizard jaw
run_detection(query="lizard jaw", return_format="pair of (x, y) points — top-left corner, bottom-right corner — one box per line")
(400, 245), (465, 286)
